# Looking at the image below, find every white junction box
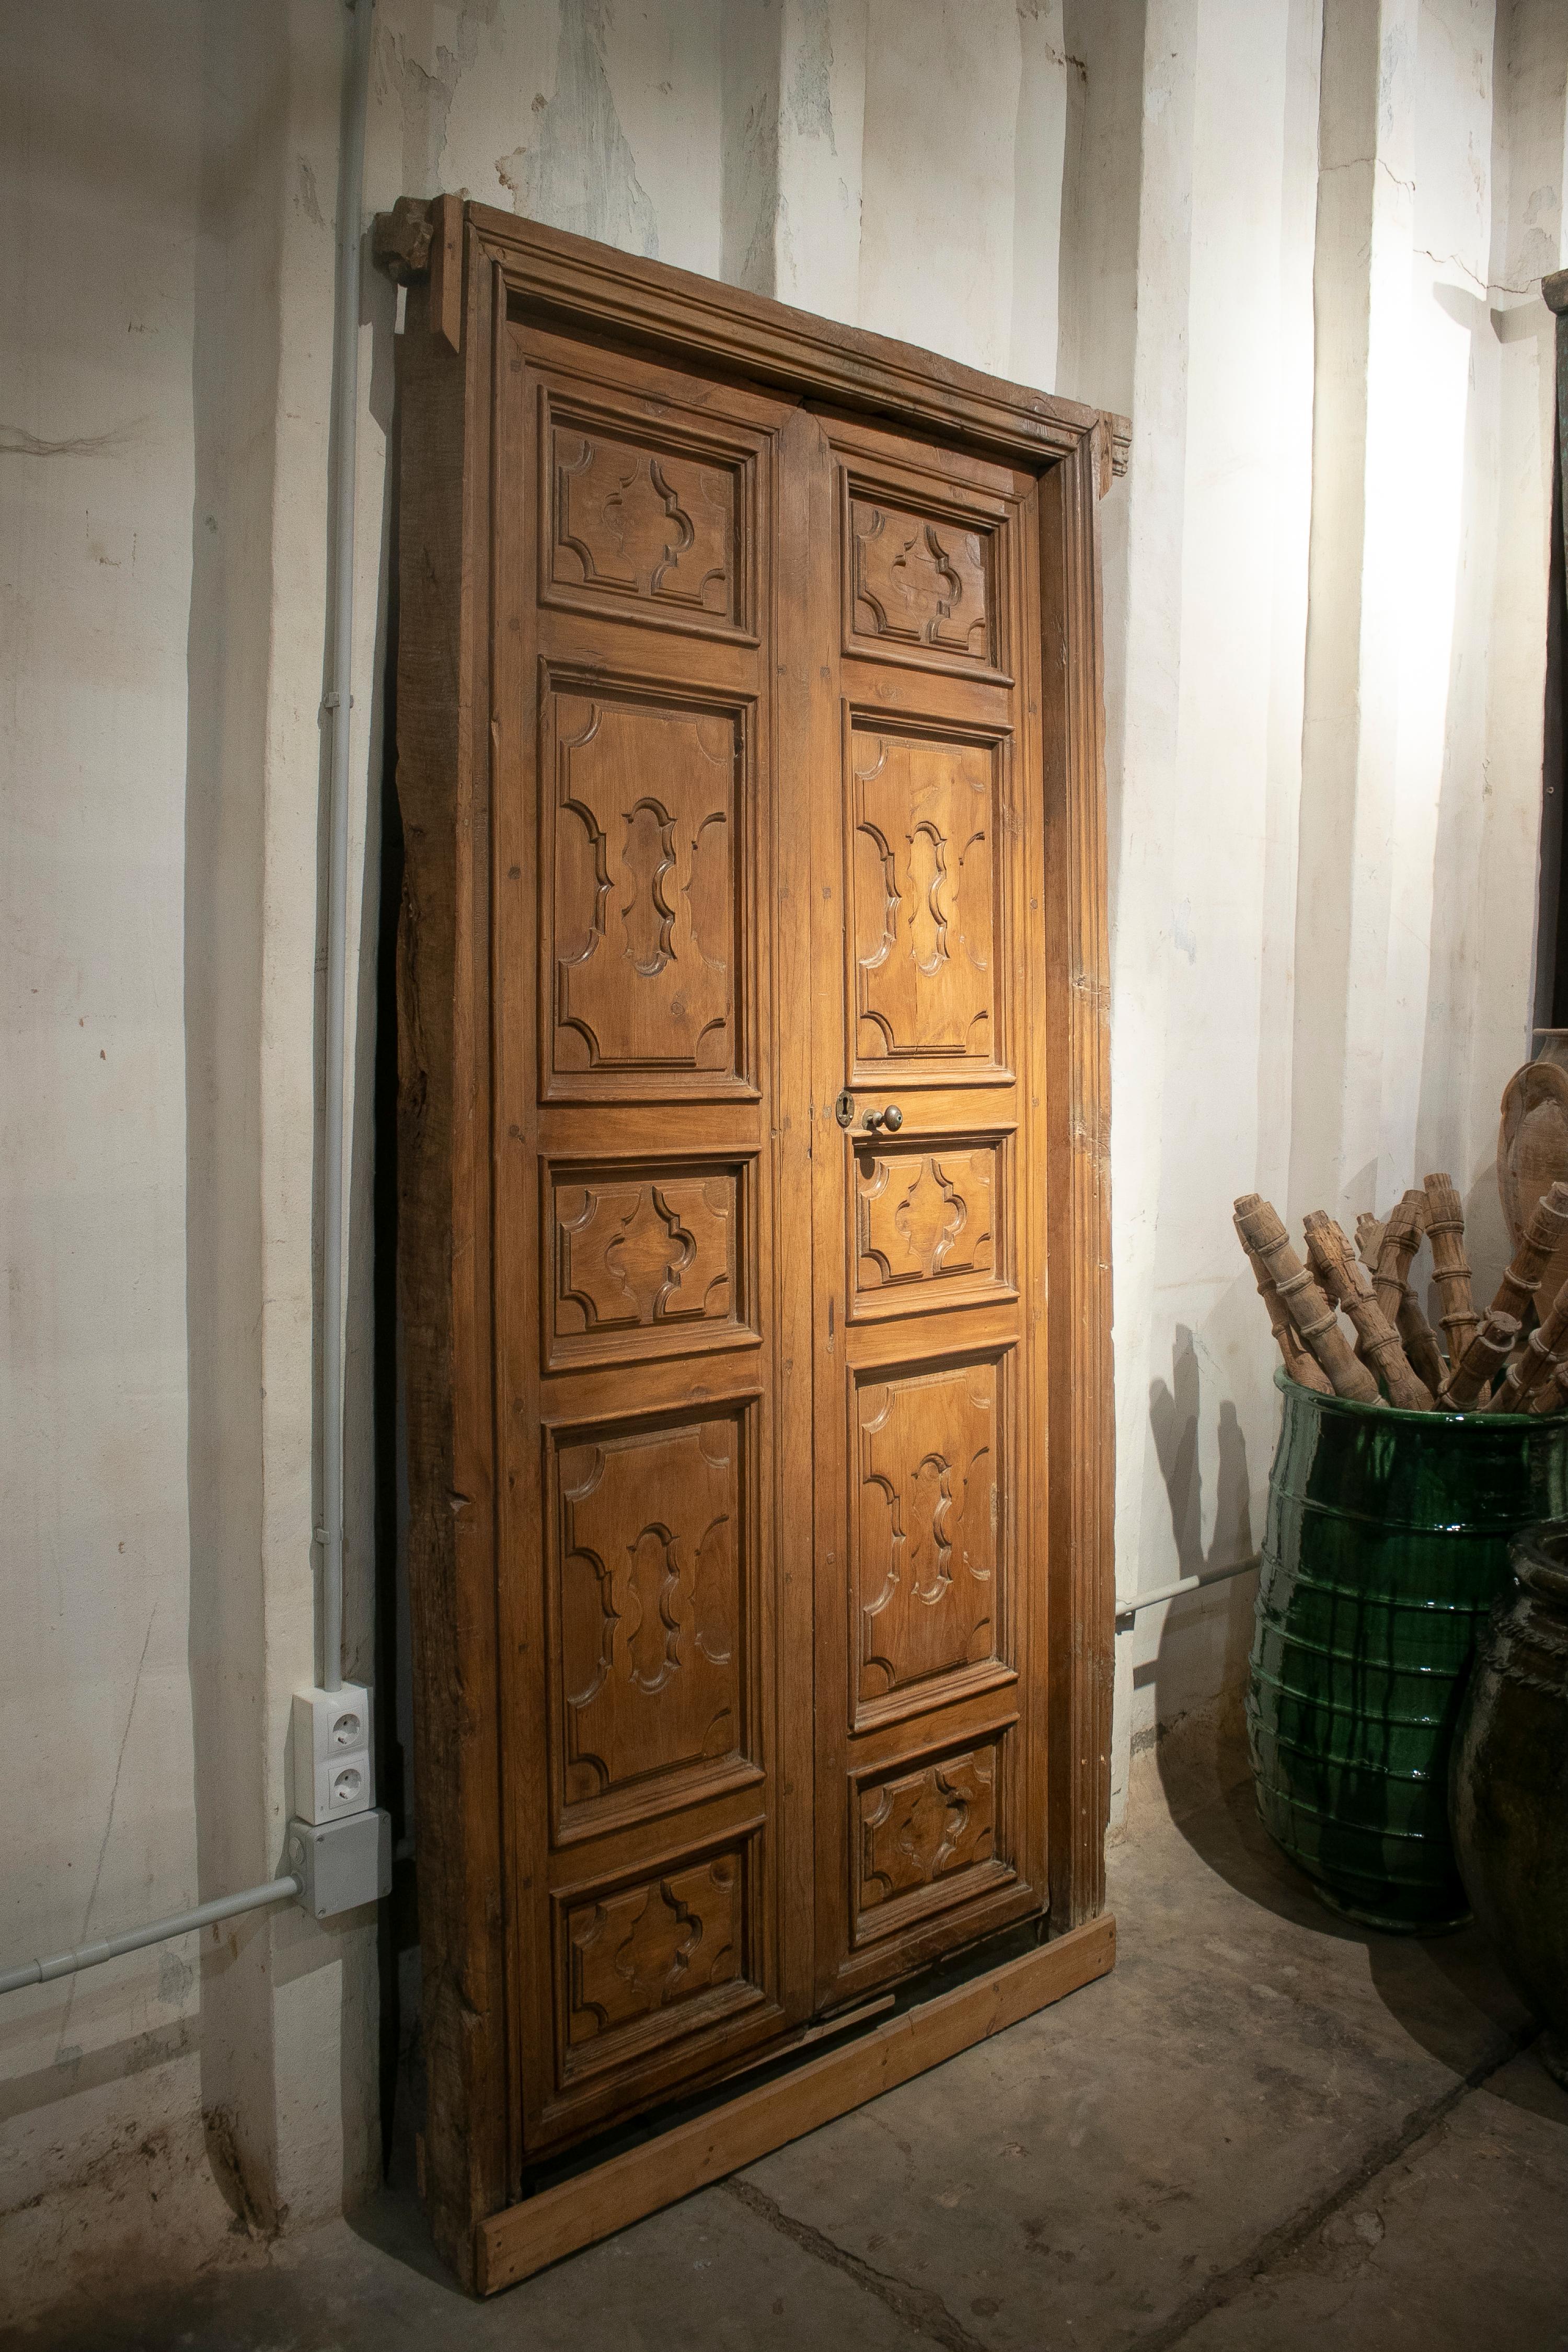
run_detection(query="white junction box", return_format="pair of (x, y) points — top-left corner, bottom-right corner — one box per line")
(292, 1682), (374, 1825)
(287, 1809), (392, 1920)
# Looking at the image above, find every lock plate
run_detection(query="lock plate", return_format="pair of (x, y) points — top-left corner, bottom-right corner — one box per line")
(834, 1090), (856, 1128)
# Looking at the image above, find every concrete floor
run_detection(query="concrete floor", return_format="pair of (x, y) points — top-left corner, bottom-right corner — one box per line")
(9, 1726), (1567, 2352)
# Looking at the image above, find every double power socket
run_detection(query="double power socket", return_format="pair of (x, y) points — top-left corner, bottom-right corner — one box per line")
(291, 1682), (375, 1825)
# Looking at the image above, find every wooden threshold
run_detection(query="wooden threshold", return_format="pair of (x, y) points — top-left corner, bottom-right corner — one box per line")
(477, 1910), (1115, 2293)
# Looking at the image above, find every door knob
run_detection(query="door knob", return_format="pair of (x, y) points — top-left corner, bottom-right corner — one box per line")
(863, 1104), (903, 1133)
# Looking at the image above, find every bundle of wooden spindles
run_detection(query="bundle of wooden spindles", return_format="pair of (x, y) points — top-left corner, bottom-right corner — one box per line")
(1235, 1176), (1568, 1414)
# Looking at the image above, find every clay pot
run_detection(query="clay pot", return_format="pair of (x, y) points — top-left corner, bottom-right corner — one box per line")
(1249, 1373), (1568, 1933)
(1450, 1525), (1568, 2086)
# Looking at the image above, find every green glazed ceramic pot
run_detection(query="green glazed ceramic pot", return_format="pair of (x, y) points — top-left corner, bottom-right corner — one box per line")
(1449, 1525), (1568, 2086)
(1248, 1370), (1568, 1933)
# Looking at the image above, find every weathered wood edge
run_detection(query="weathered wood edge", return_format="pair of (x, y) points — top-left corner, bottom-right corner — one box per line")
(476, 1914), (1116, 2294)
(373, 195), (1131, 488)
(1041, 430), (1115, 1927)
(394, 262), (506, 2289)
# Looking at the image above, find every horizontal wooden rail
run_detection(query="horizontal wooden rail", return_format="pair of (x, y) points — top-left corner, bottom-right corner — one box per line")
(478, 1910), (1115, 2293)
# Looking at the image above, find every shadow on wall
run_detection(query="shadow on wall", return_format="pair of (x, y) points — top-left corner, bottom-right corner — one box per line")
(1137, 1324), (1257, 1763)
(1148, 1323), (1254, 1583)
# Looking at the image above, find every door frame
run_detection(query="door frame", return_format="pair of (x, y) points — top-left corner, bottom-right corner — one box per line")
(383, 194), (1123, 2289)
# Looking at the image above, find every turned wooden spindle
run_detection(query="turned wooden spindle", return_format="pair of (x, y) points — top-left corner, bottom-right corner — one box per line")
(1304, 1213), (1434, 1411)
(1233, 1197), (1381, 1403)
(1527, 1361), (1568, 1416)
(1423, 1173), (1480, 1367)
(1487, 1179), (1568, 1325)
(1373, 1191), (1427, 1330)
(1444, 1310), (1520, 1410)
(1356, 1202), (1444, 1387)
(1236, 1218), (1332, 1394)
(1398, 1291), (1448, 1394)
(1485, 1276), (1568, 1412)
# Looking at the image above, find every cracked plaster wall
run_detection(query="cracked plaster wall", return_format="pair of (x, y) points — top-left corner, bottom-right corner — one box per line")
(3, 0), (1567, 2297)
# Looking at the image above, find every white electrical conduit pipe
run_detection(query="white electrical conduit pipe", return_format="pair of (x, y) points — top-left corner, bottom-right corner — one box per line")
(0, 1878), (303, 1999)
(0, 2), (376, 2002)
(320, 0), (375, 1692)
(1114, 1555), (1260, 1621)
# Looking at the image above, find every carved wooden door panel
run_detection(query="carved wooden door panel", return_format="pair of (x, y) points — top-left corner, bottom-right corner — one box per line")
(799, 412), (1050, 2007)
(491, 323), (814, 2158)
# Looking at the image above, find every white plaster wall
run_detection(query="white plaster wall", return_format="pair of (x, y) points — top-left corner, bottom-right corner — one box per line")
(1099, 0), (1326, 1792)
(5, 0), (1568, 2303)
(1, 0), (206, 2238)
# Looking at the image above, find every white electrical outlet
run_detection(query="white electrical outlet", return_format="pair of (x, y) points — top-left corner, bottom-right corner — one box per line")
(292, 1684), (374, 1825)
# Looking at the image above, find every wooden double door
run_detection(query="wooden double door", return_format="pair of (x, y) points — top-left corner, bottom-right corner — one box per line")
(393, 205), (1115, 2272)
(493, 321), (1050, 2158)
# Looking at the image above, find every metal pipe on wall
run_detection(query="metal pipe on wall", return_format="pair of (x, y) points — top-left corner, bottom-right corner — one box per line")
(320, 0), (375, 1693)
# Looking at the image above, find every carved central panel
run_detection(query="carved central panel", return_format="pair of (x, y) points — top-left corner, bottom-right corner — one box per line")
(855, 1359), (1003, 1715)
(555, 1415), (746, 1816)
(550, 418), (739, 626)
(851, 729), (998, 1071)
(859, 1746), (998, 1909)
(856, 1145), (996, 1297)
(566, 1852), (742, 2049)
(850, 498), (992, 663)
(550, 1161), (747, 1365)
(551, 690), (741, 1086)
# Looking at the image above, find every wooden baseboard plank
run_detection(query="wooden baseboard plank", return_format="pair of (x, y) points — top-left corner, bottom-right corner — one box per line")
(477, 1910), (1115, 2294)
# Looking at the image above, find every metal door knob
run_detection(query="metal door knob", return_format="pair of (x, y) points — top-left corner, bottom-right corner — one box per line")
(863, 1104), (903, 1133)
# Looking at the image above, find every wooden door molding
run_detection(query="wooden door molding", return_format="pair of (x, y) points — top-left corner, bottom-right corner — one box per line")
(377, 195), (1131, 487)
(386, 200), (1119, 2291)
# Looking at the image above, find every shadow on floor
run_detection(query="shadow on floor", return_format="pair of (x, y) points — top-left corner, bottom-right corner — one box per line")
(1149, 1617), (1543, 2115)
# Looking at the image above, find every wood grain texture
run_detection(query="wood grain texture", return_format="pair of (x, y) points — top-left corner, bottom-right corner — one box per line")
(1237, 1217), (1332, 1393)
(809, 412), (1047, 2008)
(1304, 1212), (1433, 1411)
(1039, 437), (1115, 1928)
(494, 325), (803, 2157)
(383, 203), (1131, 484)
(1485, 1273), (1568, 1411)
(1488, 1179), (1568, 1327)
(429, 190), (463, 353)
(477, 1915), (1116, 2292)
(1371, 1191), (1426, 1329)
(1445, 1310), (1519, 1410)
(390, 202), (1116, 2278)
(1234, 1196), (1379, 1404)
(1423, 1173), (1481, 1366)
(393, 266), (504, 2286)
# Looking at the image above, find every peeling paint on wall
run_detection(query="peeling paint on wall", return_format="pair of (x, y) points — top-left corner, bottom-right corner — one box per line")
(378, 9), (486, 187)
(496, 0), (659, 257)
(785, 0), (837, 147)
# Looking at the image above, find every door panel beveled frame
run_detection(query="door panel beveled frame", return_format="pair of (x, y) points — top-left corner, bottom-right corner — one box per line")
(534, 376), (765, 649)
(846, 1338), (1020, 1736)
(539, 1389), (767, 1849)
(837, 457), (1018, 688)
(848, 1121), (1017, 1322)
(535, 655), (763, 1106)
(841, 700), (1017, 1090)
(538, 1147), (762, 1373)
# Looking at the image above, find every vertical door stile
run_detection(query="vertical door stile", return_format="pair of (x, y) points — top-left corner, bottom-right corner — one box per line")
(776, 408), (831, 2015)
(806, 409), (1051, 2006)
(493, 322), (810, 2160)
